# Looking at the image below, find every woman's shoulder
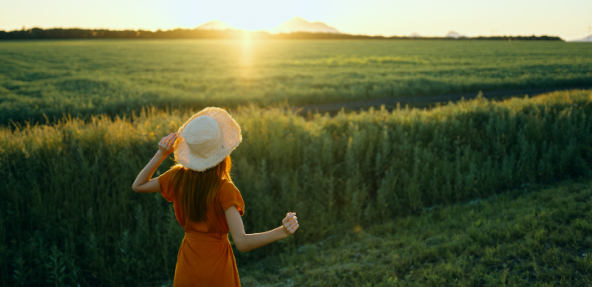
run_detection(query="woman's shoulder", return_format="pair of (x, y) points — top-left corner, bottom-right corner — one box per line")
(160, 164), (184, 182)
(217, 179), (244, 215)
(219, 179), (239, 194)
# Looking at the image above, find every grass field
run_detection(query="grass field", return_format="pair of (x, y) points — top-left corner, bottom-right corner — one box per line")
(2, 89), (592, 286)
(1, 40), (592, 125)
(239, 179), (592, 286)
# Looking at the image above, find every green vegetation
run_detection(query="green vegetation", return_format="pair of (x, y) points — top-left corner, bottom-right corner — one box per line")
(240, 180), (592, 286)
(1, 89), (592, 285)
(1, 40), (591, 125)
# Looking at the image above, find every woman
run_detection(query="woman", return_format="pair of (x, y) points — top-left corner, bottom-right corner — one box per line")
(131, 107), (299, 286)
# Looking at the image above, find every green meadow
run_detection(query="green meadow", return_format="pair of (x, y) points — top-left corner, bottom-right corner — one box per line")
(241, 180), (592, 286)
(1, 40), (592, 125)
(2, 89), (592, 286)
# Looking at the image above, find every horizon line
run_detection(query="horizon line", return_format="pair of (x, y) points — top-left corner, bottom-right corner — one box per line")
(0, 25), (570, 40)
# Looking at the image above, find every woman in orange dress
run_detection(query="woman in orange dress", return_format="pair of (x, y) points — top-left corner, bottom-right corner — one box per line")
(131, 108), (300, 286)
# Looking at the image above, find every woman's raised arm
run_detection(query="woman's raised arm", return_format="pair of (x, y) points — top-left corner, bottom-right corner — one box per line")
(132, 133), (177, 193)
(225, 206), (299, 252)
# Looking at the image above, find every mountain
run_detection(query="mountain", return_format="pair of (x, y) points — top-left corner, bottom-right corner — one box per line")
(408, 32), (422, 38)
(569, 35), (592, 42)
(445, 31), (469, 38)
(195, 20), (236, 31)
(268, 17), (341, 34)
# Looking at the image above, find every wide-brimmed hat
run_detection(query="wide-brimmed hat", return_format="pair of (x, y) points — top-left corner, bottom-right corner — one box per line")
(174, 107), (242, 171)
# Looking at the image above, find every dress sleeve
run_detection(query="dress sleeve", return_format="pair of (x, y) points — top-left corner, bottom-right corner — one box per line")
(219, 181), (245, 216)
(158, 168), (175, 202)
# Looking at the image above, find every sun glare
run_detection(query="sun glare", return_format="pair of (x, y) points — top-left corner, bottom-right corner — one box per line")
(191, 0), (307, 31)
(241, 30), (252, 43)
(239, 31), (254, 78)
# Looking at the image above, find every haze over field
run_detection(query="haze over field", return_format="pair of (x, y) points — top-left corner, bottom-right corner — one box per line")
(1, 0), (591, 40)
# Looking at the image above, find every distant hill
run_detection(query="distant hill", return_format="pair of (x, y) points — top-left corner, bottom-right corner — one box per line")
(569, 35), (592, 42)
(268, 17), (340, 34)
(195, 20), (235, 31)
(0, 27), (564, 41)
(445, 31), (469, 39)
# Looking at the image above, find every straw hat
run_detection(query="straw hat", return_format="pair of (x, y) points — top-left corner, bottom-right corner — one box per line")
(174, 107), (242, 171)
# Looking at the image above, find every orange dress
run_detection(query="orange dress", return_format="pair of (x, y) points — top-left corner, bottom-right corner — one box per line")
(158, 169), (245, 287)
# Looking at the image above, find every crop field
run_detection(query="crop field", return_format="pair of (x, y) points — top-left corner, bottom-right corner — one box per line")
(2, 89), (592, 285)
(1, 40), (592, 125)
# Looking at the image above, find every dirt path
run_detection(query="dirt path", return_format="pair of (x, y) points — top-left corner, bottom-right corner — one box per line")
(297, 86), (592, 114)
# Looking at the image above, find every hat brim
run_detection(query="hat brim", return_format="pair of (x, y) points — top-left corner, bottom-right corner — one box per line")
(173, 107), (242, 171)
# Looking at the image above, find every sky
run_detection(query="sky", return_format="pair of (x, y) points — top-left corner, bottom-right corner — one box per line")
(1, 0), (591, 41)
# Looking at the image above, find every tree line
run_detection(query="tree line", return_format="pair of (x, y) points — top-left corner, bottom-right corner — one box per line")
(0, 27), (564, 41)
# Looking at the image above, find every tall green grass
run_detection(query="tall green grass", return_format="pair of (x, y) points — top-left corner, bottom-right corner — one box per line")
(1, 89), (592, 285)
(1, 40), (592, 125)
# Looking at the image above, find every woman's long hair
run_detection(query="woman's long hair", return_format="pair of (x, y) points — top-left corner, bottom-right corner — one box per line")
(168, 156), (232, 223)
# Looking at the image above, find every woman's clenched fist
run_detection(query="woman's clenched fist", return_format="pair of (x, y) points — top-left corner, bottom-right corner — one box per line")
(281, 212), (299, 237)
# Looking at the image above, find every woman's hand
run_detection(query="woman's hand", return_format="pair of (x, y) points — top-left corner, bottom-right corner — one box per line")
(158, 133), (177, 157)
(281, 212), (299, 237)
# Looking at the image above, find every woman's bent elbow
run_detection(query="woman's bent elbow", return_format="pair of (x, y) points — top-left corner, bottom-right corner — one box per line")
(235, 243), (247, 252)
(233, 241), (249, 252)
